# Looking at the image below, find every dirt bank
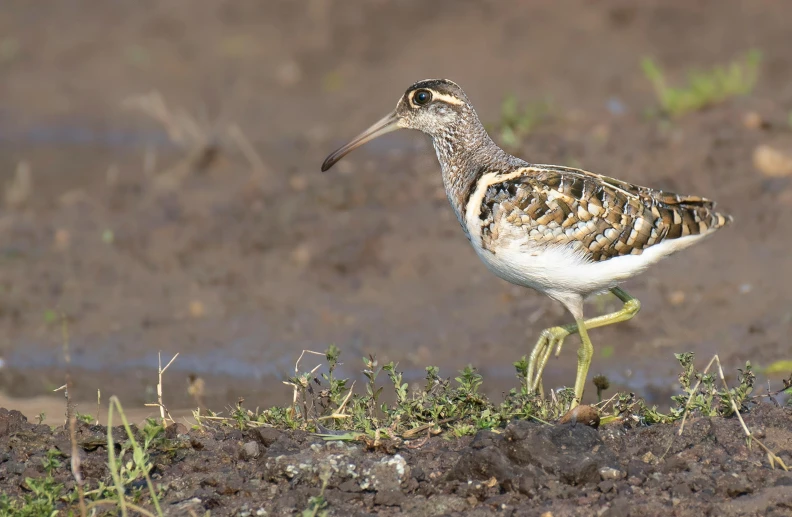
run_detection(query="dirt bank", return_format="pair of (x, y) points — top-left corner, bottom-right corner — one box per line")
(2, 402), (791, 516)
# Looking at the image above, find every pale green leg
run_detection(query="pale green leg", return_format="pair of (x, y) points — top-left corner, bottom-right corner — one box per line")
(572, 318), (594, 407)
(526, 287), (641, 400)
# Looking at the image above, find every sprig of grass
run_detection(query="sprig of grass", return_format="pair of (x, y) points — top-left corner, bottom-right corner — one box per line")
(642, 50), (762, 118)
(91, 396), (164, 517)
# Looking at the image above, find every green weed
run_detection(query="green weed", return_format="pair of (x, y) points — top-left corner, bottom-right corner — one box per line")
(642, 50), (762, 118)
(301, 467), (332, 517)
(491, 94), (553, 148)
(0, 449), (65, 517)
(670, 352), (755, 418)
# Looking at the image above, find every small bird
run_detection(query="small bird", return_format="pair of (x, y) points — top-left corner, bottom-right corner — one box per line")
(321, 79), (731, 406)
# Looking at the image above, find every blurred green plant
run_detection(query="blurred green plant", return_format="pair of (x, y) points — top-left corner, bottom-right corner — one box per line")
(302, 467), (331, 517)
(322, 70), (344, 93)
(491, 94), (553, 148)
(43, 309), (59, 325)
(642, 50), (761, 118)
(764, 360), (792, 375)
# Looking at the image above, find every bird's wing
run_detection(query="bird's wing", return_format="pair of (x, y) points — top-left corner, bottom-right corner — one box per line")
(478, 165), (732, 262)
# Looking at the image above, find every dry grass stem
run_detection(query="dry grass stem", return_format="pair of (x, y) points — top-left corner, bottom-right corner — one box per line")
(58, 315), (87, 517)
(95, 389), (101, 426)
(144, 351), (179, 426)
(283, 349), (325, 420)
(228, 123), (268, 176)
(4, 161), (33, 209)
(318, 381), (356, 422)
(123, 91), (270, 186)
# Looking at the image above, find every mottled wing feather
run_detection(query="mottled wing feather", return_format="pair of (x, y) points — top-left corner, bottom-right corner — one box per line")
(479, 165), (732, 262)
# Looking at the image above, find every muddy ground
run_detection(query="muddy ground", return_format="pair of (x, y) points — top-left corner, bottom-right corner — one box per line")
(2, 403), (792, 516)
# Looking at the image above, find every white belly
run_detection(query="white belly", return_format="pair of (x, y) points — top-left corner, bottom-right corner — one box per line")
(468, 220), (711, 298)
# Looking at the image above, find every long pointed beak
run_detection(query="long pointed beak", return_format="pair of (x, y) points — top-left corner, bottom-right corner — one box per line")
(321, 111), (400, 172)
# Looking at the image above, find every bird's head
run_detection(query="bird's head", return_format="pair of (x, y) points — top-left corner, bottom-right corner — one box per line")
(321, 79), (472, 172)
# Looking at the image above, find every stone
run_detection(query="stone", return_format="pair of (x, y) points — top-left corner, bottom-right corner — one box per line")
(374, 488), (405, 507)
(753, 144), (792, 177)
(0, 409), (27, 437)
(242, 441), (261, 460)
(599, 467), (623, 481)
(502, 420), (617, 486)
(447, 446), (516, 483)
(165, 423), (189, 439)
(662, 456), (689, 473)
(254, 427), (283, 447)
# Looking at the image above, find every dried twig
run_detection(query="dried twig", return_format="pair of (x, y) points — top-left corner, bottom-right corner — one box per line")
(405, 428), (432, 449)
(401, 417), (457, 440)
(57, 315), (87, 517)
(228, 123), (268, 175)
(95, 389), (101, 426)
(144, 351), (179, 426)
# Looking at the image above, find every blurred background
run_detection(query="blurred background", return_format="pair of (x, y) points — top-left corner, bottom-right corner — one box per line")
(1, 0), (791, 422)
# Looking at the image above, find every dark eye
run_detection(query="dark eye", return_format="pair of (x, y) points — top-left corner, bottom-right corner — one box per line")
(414, 89), (432, 106)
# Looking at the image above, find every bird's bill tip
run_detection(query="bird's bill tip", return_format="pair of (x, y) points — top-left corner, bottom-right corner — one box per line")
(321, 111), (400, 172)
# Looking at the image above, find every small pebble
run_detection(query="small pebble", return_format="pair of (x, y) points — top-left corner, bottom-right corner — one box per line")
(242, 441), (261, 459)
(753, 144), (792, 177)
(599, 467), (623, 481)
(189, 300), (205, 318)
(276, 60), (302, 87)
(289, 175), (308, 191)
(742, 111), (765, 130)
(668, 290), (685, 306)
(291, 245), (312, 267)
(642, 451), (657, 464)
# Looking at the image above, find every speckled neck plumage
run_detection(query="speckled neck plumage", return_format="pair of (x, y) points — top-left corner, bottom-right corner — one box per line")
(430, 105), (526, 225)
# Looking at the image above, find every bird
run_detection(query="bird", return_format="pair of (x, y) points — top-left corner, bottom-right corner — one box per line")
(321, 79), (732, 407)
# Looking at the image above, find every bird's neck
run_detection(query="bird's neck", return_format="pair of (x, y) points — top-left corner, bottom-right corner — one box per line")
(431, 113), (524, 224)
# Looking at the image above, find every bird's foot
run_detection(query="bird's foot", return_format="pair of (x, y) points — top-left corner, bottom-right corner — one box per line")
(527, 325), (573, 395)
